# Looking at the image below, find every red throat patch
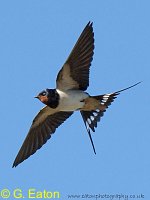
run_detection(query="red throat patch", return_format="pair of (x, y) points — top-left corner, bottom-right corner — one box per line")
(38, 95), (49, 105)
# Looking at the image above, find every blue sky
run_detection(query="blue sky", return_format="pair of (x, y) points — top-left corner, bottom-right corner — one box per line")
(0, 0), (149, 199)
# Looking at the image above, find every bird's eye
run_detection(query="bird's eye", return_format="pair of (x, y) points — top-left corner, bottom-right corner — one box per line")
(42, 92), (46, 96)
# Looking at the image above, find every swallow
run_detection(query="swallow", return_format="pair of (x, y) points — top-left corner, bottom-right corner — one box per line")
(13, 22), (141, 167)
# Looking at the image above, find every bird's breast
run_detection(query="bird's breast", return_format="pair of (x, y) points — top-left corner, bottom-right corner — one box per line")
(56, 89), (89, 111)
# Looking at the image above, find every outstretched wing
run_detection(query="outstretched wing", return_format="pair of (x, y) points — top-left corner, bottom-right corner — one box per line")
(56, 21), (94, 91)
(13, 106), (73, 167)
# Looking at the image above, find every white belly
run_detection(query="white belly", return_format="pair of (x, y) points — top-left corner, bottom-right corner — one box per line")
(56, 89), (89, 111)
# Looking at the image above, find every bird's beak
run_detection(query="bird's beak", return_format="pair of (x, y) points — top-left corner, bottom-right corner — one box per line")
(34, 96), (39, 99)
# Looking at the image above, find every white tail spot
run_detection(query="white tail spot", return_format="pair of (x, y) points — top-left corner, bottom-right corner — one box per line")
(90, 116), (95, 121)
(103, 97), (108, 101)
(87, 118), (91, 124)
(93, 112), (98, 117)
(86, 122), (90, 131)
(104, 93), (111, 97)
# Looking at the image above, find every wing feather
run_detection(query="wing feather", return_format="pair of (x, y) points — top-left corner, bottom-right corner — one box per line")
(56, 22), (94, 91)
(13, 106), (73, 167)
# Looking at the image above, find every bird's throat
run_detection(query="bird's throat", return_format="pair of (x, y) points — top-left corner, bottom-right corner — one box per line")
(46, 89), (59, 109)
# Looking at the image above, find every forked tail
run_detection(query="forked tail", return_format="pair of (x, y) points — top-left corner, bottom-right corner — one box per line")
(81, 81), (141, 154)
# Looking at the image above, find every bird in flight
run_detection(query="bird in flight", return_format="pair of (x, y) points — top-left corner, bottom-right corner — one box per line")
(13, 22), (140, 167)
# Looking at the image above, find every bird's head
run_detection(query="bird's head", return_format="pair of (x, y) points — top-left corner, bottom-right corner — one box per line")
(35, 89), (58, 107)
(35, 89), (49, 104)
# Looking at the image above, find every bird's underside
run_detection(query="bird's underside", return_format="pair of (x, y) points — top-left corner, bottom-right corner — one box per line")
(12, 21), (140, 168)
